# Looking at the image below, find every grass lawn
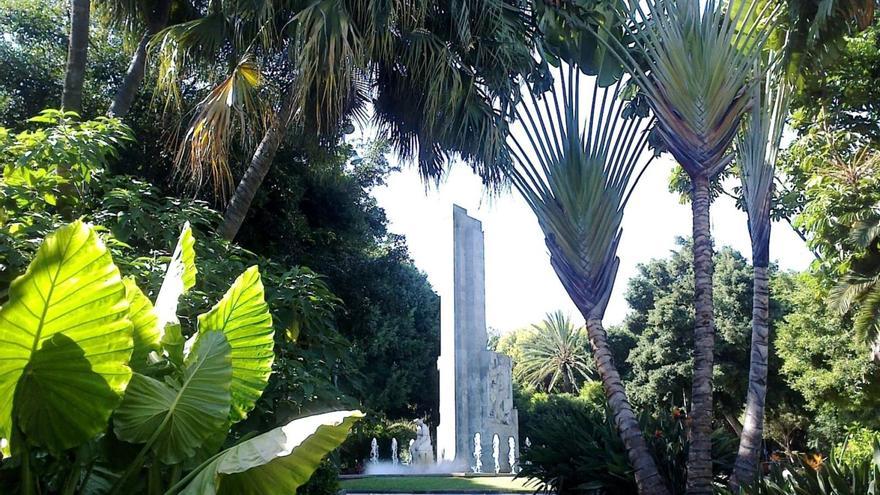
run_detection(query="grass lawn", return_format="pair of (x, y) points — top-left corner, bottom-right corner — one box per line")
(339, 475), (535, 493)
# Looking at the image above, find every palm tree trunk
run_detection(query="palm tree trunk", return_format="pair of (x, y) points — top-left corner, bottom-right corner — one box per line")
(107, 34), (150, 117)
(686, 173), (715, 495)
(730, 222), (771, 489)
(62, 0), (90, 113)
(730, 264), (770, 488)
(585, 316), (670, 495)
(108, 0), (171, 117)
(218, 88), (297, 241)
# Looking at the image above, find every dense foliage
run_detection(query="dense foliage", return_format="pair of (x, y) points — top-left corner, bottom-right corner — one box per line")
(0, 218), (363, 493)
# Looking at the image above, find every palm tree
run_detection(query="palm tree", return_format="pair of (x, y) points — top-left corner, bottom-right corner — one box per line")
(516, 311), (594, 394)
(505, 62), (667, 495)
(62, 0), (91, 112)
(603, 2), (778, 491)
(150, 0), (535, 241)
(729, 62), (789, 490)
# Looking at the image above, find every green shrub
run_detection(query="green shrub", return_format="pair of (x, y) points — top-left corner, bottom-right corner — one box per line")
(517, 392), (636, 494)
(517, 390), (738, 494)
(721, 442), (880, 495)
(833, 427), (880, 466)
(0, 221), (363, 494)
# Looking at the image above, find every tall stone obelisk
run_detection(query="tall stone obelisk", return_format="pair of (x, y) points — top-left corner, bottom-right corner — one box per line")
(437, 205), (518, 471)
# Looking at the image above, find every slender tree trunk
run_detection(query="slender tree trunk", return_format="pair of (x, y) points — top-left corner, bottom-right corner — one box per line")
(62, 0), (90, 113)
(108, 0), (171, 117)
(730, 264), (770, 489)
(731, 217), (772, 490)
(218, 88), (297, 241)
(107, 34), (150, 117)
(585, 316), (670, 495)
(686, 174), (715, 495)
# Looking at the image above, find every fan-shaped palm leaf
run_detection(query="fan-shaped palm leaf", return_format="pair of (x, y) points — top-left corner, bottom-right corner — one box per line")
(831, 205), (880, 356)
(736, 58), (789, 264)
(175, 56), (266, 198)
(506, 64), (653, 305)
(505, 62), (667, 495)
(604, 0), (780, 176)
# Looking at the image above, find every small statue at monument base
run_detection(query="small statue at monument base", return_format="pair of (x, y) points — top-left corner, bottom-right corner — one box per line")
(410, 419), (435, 465)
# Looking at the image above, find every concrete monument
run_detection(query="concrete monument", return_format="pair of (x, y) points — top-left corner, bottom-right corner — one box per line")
(437, 205), (519, 471)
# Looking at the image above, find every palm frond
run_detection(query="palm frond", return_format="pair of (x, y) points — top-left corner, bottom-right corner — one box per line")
(735, 54), (789, 262)
(602, 0), (781, 178)
(516, 311), (595, 393)
(853, 284), (880, 346)
(151, 12), (233, 111)
(174, 55), (267, 198)
(292, 0), (364, 135)
(505, 62), (654, 310)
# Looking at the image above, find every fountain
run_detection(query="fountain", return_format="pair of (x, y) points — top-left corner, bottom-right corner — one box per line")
(391, 438), (398, 465)
(508, 437), (516, 473)
(473, 432), (482, 473)
(493, 434), (500, 474)
(370, 438), (379, 464)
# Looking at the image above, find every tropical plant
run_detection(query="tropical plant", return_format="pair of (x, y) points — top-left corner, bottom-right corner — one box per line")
(0, 220), (363, 493)
(730, 63), (791, 488)
(718, 442), (880, 495)
(505, 59), (665, 494)
(515, 311), (595, 394)
(518, 392), (637, 495)
(149, 0), (536, 240)
(603, 2), (779, 491)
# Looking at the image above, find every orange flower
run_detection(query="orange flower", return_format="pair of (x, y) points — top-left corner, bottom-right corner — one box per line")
(672, 407), (682, 419)
(804, 453), (824, 471)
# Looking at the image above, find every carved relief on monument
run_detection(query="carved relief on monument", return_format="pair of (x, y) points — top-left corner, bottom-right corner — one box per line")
(488, 353), (513, 425)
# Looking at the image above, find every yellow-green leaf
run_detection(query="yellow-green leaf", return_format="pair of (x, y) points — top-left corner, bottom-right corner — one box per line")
(0, 221), (132, 455)
(198, 266), (274, 423)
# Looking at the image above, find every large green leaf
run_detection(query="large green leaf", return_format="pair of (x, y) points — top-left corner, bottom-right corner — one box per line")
(113, 331), (231, 464)
(178, 410), (364, 495)
(197, 266), (274, 423)
(124, 277), (161, 372)
(0, 221), (132, 455)
(153, 222), (197, 332)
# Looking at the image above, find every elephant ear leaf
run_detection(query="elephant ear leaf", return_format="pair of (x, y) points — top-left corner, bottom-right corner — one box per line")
(153, 222), (197, 332)
(114, 330), (231, 464)
(124, 278), (161, 372)
(198, 266), (274, 423)
(179, 410), (364, 495)
(0, 221), (132, 455)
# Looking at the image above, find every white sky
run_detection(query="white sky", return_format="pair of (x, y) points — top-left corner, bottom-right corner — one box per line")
(370, 153), (815, 333)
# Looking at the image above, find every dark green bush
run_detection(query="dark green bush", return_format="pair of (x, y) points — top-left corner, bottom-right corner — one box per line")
(517, 390), (738, 494)
(297, 460), (341, 495)
(518, 392), (636, 494)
